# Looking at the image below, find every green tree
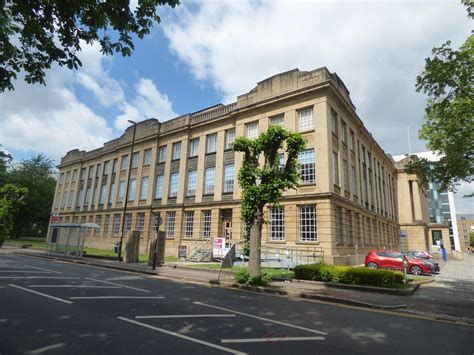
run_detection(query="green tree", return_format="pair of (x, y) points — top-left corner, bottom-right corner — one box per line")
(0, 183), (27, 247)
(8, 154), (56, 239)
(470, 232), (474, 248)
(0, 0), (180, 92)
(0, 147), (12, 186)
(413, 2), (473, 192)
(233, 125), (306, 277)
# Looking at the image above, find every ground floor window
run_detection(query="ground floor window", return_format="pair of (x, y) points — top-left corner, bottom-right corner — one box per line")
(335, 206), (342, 243)
(299, 205), (317, 242)
(95, 215), (102, 237)
(136, 213), (145, 232)
(184, 211), (194, 239)
(113, 214), (121, 236)
(125, 213), (132, 233)
(166, 212), (176, 238)
(201, 210), (212, 239)
(103, 215), (110, 236)
(269, 207), (284, 241)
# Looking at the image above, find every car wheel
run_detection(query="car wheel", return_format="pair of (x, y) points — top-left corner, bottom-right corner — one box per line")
(367, 262), (378, 269)
(410, 265), (422, 275)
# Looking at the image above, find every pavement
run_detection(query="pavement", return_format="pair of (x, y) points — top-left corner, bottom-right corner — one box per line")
(3, 246), (474, 325)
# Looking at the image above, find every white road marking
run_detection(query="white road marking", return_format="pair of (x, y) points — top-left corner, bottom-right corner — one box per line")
(26, 265), (62, 274)
(25, 342), (66, 354)
(0, 277), (80, 280)
(85, 277), (150, 293)
(221, 336), (325, 343)
(135, 314), (236, 319)
(70, 296), (165, 300)
(117, 316), (246, 355)
(194, 302), (328, 336)
(9, 284), (73, 304)
(0, 270), (50, 273)
(29, 285), (121, 289)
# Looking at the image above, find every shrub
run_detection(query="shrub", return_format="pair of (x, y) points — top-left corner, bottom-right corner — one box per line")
(234, 268), (271, 286)
(294, 263), (404, 288)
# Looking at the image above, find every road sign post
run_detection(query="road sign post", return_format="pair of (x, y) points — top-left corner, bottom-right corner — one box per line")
(152, 213), (162, 270)
(402, 255), (409, 284)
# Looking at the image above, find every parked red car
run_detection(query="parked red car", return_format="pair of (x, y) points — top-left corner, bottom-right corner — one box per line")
(365, 250), (434, 275)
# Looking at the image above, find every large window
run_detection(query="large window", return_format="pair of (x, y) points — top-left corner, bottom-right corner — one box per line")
(299, 205), (317, 242)
(187, 170), (197, 196)
(77, 189), (83, 207)
(331, 108), (338, 136)
(351, 166), (357, 196)
(103, 215), (110, 236)
(340, 120), (347, 144)
(169, 172), (179, 198)
(68, 190), (74, 208)
(223, 164), (234, 193)
(121, 155), (129, 170)
(184, 211), (194, 239)
(204, 167), (215, 195)
(155, 175), (164, 199)
(144, 149), (152, 165)
(99, 185), (107, 204)
(158, 146), (167, 163)
(108, 183), (115, 204)
(95, 215), (102, 236)
(332, 151), (339, 185)
(206, 133), (217, 154)
(125, 213), (132, 232)
(140, 176), (149, 200)
(246, 122), (258, 139)
(298, 149), (315, 183)
(84, 187), (91, 206)
(298, 107), (313, 131)
(118, 181), (125, 202)
(172, 142), (181, 160)
(343, 159), (349, 191)
(189, 138), (199, 157)
(128, 179), (136, 201)
(72, 169), (77, 181)
(270, 114), (284, 126)
(335, 206), (342, 243)
(112, 159), (118, 174)
(201, 210), (212, 239)
(225, 129), (236, 150)
(103, 161), (110, 175)
(166, 212), (176, 238)
(269, 207), (285, 241)
(350, 130), (355, 150)
(61, 192), (67, 208)
(136, 213), (145, 232)
(113, 214), (121, 235)
(131, 152), (140, 168)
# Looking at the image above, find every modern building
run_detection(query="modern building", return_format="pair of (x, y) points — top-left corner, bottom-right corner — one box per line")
(457, 214), (474, 252)
(49, 67), (400, 265)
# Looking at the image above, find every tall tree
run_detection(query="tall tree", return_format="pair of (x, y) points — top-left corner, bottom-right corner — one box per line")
(8, 154), (56, 239)
(0, 147), (12, 186)
(0, 0), (180, 92)
(0, 183), (27, 247)
(233, 125), (306, 277)
(412, 2), (473, 192)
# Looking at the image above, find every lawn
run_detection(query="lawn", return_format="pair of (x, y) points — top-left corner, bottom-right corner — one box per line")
(187, 263), (295, 279)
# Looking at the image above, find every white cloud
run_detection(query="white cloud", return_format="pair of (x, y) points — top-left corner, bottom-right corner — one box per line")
(454, 182), (474, 215)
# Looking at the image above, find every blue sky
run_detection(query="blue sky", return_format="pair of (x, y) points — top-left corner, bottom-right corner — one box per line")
(0, 0), (472, 212)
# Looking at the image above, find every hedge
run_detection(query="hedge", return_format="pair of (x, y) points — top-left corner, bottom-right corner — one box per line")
(294, 263), (404, 288)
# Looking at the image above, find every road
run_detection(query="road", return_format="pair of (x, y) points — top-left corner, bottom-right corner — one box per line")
(0, 254), (472, 355)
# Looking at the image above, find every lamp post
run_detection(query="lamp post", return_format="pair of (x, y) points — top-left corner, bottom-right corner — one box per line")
(117, 120), (137, 261)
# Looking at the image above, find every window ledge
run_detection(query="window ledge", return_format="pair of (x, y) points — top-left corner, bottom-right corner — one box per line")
(295, 241), (320, 245)
(298, 129), (315, 134)
(266, 240), (286, 244)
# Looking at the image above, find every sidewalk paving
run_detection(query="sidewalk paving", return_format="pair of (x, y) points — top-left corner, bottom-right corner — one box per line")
(3, 246), (474, 324)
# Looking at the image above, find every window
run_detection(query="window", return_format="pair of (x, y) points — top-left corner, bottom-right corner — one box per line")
(201, 210), (212, 239)
(155, 175), (164, 199)
(335, 206), (342, 243)
(269, 207), (285, 241)
(84, 187), (91, 206)
(136, 213), (145, 232)
(166, 212), (176, 238)
(61, 192), (67, 208)
(140, 176), (149, 200)
(88, 166), (94, 179)
(350, 130), (355, 150)
(298, 107), (313, 131)
(99, 185), (106, 204)
(351, 166), (357, 196)
(332, 151), (339, 185)
(113, 214), (121, 235)
(169, 172), (179, 198)
(66, 171), (70, 182)
(59, 173), (64, 184)
(158, 146), (167, 163)
(246, 122), (258, 139)
(132, 152), (140, 168)
(270, 115), (284, 126)
(81, 168), (86, 180)
(184, 211), (194, 239)
(92, 186), (97, 206)
(171, 142), (181, 160)
(104, 215), (110, 236)
(103, 161), (110, 175)
(206, 133), (217, 154)
(189, 138), (199, 157)
(72, 169), (77, 181)
(112, 158), (118, 173)
(108, 182), (115, 204)
(128, 179), (136, 201)
(223, 164), (234, 193)
(204, 167), (215, 195)
(95, 215), (102, 236)
(125, 213), (132, 232)
(187, 170), (197, 196)
(118, 181), (125, 202)
(299, 205), (317, 242)
(340, 120), (347, 144)
(299, 149), (315, 183)
(121, 155), (129, 170)
(355, 213), (361, 246)
(96, 164), (101, 177)
(331, 108), (338, 136)
(68, 190), (74, 208)
(225, 129), (236, 150)
(344, 209), (351, 243)
(343, 159), (349, 191)
(55, 193), (61, 209)
(77, 189), (83, 207)
(279, 153), (285, 169)
(144, 149), (152, 165)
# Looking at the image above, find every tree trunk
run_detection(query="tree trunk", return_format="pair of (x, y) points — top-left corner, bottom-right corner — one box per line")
(249, 209), (263, 278)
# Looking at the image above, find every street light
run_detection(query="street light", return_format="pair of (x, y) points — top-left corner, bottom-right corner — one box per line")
(118, 119), (137, 261)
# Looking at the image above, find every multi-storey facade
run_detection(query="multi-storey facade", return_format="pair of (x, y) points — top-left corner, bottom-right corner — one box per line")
(457, 214), (474, 252)
(50, 68), (399, 265)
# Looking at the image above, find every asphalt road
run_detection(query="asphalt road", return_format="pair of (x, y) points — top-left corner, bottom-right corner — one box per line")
(0, 254), (472, 355)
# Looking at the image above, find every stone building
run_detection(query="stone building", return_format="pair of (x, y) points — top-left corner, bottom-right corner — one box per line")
(50, 67), (400, 265)
(457, 214), (474, 252)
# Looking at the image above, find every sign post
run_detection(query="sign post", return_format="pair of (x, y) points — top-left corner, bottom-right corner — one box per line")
(152, 213), (162, 270)
(402, 255), (409, 284)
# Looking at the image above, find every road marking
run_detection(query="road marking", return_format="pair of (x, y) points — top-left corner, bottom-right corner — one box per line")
(29, 285), (121, 289)
(25, 342), (66, 354)
(0, 270), (50, 273)
(26, 265), (62, 274)
(221, 336), (325, 343)
(135, 314), (236, 319)
(117, 317), (246, 355)
(0, 277), (80, 280)
(70, 296), (165, 300)
(194, 302), (328, 336)
(9, 284), (73, 304)
(85, 277), (150, 293)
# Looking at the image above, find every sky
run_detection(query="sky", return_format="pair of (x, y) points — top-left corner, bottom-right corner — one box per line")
(0, 0), (472, 213)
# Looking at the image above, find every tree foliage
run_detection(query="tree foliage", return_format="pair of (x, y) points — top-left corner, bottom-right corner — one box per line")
(0, 0), (180, 92)
(233, 125), (306, 276)
(0, 148), (12, 186)
(0, 183), (27, 247)
(413, 3), (473, 192)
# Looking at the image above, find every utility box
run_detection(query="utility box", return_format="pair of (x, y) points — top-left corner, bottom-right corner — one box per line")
(147, 231), (166, 267)
(124, 231), (141, 263)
